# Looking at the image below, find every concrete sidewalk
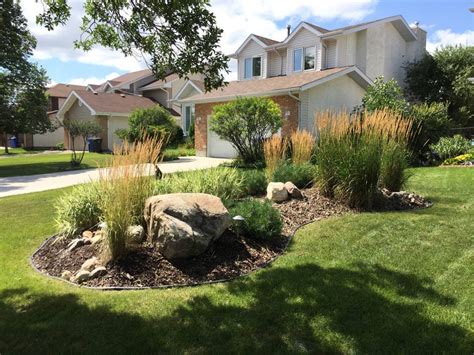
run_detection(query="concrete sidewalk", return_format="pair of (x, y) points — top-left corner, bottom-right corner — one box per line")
(0, 156), (231, 198)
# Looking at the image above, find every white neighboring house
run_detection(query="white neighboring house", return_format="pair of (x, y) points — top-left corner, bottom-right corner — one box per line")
(174, 15), (427, 158)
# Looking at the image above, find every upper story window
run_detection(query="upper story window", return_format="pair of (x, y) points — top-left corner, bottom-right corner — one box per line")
(293, 46), (316, 71)
(244, 56), (262, 79)
(293, 49), (302, 71)
(49, 97), (59, 111)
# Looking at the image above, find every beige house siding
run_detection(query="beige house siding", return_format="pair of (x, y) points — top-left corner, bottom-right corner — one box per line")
(107, 116), (128, 150)
(64, 100), (94, 150)
(237, 39), (267, 80)
(267, 49), (287, 77)
(303, 75), (365, 132)
(325, 41), (337, 68)
(286, 28), (322, 74)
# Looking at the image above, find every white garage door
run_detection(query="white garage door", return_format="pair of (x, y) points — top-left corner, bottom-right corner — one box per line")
(207, 118), (238, 158)
(33, 126), (64, 147)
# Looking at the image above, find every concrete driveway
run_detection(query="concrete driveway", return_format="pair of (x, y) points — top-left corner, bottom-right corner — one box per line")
(0, 156), (232, 198)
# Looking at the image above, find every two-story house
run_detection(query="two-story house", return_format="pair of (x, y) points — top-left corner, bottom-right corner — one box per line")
(175, 15), (426, 158)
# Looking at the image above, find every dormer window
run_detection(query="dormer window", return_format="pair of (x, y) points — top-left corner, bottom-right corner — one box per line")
(293, 46), (316, 72)
(244, 56), (262, 79)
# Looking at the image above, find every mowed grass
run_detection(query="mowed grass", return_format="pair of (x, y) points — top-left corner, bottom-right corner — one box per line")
(0, 152), (111, 177)
(0, 167), (473, 353)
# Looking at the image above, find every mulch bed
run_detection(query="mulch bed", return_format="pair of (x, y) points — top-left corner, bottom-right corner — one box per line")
(31, 186), (431, 289)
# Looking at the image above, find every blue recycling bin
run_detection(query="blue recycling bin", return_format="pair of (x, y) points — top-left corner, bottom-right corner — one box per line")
(8, 136), (18, 148)
(87, 138), (102, 152)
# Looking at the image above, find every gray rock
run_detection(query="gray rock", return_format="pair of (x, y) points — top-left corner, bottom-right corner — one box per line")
(80, 256), (100, 272)
(82, 230), (93, 239)
(127, 225), (145, 244)
(266, 182), (288, 202)
(75, 270), (91, 283)
(144, 193), (232, 259)
(284, 181), (303, 199)
(90, 266), (107, 279)
(91, 233), (103, 245)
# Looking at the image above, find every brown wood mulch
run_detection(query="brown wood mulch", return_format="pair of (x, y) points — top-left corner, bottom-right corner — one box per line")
(30, 186), (430, 289)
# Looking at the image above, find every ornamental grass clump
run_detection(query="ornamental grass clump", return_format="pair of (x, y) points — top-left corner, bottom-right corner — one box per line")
(290, 130), (314, 165)
(264, 135), (287, 180)
(99, 134), (165, 260)
(315, 109), (416, 209)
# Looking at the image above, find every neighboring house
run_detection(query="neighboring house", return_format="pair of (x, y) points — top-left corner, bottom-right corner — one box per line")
(57, 90), (155, 151)
(32, 69), (204, 149)
(175, 15), (427, 158)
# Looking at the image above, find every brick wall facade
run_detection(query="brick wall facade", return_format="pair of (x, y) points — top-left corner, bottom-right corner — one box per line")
(194, 94), (299, 156)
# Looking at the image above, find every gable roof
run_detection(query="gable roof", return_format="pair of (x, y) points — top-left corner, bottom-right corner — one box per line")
(303, 22), (329, 33)
(109, 69), (152, 86)
(173, 79), (205, 101)
(46, 84), (86, 98)
(57, 91), (156, 118)
(177, 66), (371, 104)
(253, 34), (280, 46)
(138, 73), (179, 91)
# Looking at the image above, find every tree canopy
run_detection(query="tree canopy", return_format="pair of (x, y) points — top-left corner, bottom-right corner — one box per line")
(405, 45), (474, 127)
(0, 0), (50, 153)
(36, 0), (229, 91)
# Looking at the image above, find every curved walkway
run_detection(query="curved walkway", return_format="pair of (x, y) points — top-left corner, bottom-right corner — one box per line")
(0, 156), (231, 198)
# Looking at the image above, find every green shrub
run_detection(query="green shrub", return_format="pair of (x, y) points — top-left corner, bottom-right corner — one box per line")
(162, 149), (180, 161)
(55, 183), (102, 236)
(429, 134), (471, 160)
(380, 141), (411, 191)
(272, 162), (316, 188)
(154, 167), (244, 200)
(116, 106), (183, 146)
(442, 153), (473, 165)
(361, 77), (410, 115)
(228, 199), (282, 240)
(239, 169), (267, 196)
(209, 97), (282, 164)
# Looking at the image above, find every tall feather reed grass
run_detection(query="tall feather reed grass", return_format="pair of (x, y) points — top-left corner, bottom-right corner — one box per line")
(290, 130), (315, 164)
(263, 135), (287, 180)
(315, 109), (417, 209)
(98, 134), (165, 260)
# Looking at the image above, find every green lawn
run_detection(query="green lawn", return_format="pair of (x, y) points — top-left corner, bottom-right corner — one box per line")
(0, 152), (111, 178)
(0, 147), (48, 156)
(0, 167), (472, 353)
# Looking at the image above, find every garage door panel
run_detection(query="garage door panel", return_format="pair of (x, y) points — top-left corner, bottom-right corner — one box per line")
(207, 116), (238, 158)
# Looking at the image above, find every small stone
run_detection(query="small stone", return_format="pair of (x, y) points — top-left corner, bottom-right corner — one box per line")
(82, 230), (93, 239)
(91, 234), (103, 245)
(266, 182), (288, 202)
(284, 181), (303, 199)
(127, 225), (145, 244)
(61, 270), (72, 280)
(82, 237), (92, 246)
(67, 238), (85, 252)
(98, 221), (107, 230)
(75, 270), (91, 283)
(80, 256), (100, 271)
(90, 266), (107, 279)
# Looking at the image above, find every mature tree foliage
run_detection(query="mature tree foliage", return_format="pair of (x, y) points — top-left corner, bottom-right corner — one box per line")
(361, 77), (410, 115)
(405, 46), (474, 127)
(36, 0), (229, 91)
(0, 0), (50, 153)
(116, 106), (183, 146)
(210, 97), (282, 164)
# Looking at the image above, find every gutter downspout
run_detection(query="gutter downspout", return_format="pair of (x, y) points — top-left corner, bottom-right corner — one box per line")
(288, 91), (302, 131)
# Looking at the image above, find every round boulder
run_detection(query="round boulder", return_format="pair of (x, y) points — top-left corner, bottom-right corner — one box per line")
(144, 193), (232, 259)
(266, 182), (288, 202)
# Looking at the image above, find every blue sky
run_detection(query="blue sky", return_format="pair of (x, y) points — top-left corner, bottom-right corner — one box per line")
(21, 0), (474, 86)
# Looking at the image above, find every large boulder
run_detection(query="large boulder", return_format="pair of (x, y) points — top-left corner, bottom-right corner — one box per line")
(144, 193), (232, 259)
(266, 182), (288, 202)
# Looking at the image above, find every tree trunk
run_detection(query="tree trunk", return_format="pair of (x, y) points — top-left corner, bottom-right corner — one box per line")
(3, 133), (9, 154)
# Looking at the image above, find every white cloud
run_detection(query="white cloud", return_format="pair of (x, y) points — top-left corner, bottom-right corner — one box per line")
(67, 72), (121, 86)
(22, 0), (378, 80)
(427, 29), (474, 52)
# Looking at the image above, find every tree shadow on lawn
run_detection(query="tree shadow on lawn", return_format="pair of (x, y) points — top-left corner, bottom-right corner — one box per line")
(1, 263), (471, 353)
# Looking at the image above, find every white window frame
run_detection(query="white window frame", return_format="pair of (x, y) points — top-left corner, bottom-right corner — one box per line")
(243, 55), (263, 79)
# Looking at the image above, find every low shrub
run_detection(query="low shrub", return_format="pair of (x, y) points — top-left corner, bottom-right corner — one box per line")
(429, 134), (471, 161)
(163, 149), (180, 161)
(154, 167), (244, 201)
(442, 153), (473, 165)
(55, 183), (102, 237)
(228, 199), (282, 240)
(272, 162), (316, 188)
(238, 169), (267, 196)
